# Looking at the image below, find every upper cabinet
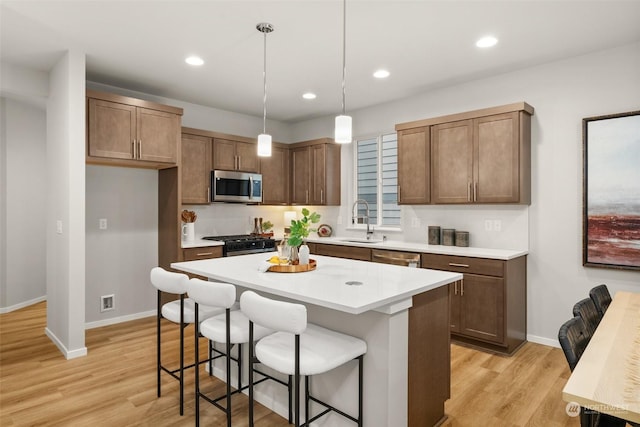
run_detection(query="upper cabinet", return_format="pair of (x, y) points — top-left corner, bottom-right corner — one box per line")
(260, 144), (290, 205)
(86, 90), (182, 168)
(181, 132), (212, 204)
(213, 138), (259, 173)
(290, 139), (340, 206)
(397, 127), (430, 204)
(396, 102), (533, 205)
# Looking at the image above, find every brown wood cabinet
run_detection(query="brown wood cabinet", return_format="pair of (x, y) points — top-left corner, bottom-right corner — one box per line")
(422, 253), (527, 354)
(260, 144), (290, 205)
(213, 138), (259, 173)
(181, 132), (212, 204)
(182, 246), (223, 261)
(395, 102), (533, 205)
(310, 243), (371, 261)
(397, 127), (430, 204)
(290, 139), (340, 206)
(87, 90), (181, 168)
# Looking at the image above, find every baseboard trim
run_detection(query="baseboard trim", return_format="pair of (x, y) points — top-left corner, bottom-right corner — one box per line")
(0, 295), (46, 314)
(527, 334), (559, 348)
(44, 327), (88, 359)
(84, 310), (156, 330)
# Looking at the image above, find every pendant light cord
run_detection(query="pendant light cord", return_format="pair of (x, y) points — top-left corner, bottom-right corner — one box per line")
(341, 0), (347, 115)
(263, 29), (268, 134)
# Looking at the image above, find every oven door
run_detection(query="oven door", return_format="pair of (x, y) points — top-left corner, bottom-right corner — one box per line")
(211, 170), (262, 203)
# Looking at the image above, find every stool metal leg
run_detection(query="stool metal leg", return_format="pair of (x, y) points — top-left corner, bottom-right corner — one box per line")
(358, 355), (363, 427)
(156, 290), (162, 399)
(248, 321), (255, 427)
(305, 375), (310, 426)
(179, 294), (185, 416)
(295, 334), (301, 427)
(225, 309), (231, 427)
(195, 303), (200, 427)
(288, 375), (293, 424)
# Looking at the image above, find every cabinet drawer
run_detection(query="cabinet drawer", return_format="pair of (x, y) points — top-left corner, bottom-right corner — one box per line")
(183, 246), (223, 261)
(313, 243), (371, 261)
(422, 253), (504, 277)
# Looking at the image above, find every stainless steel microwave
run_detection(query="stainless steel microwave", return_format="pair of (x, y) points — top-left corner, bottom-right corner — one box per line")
(211, 170), (262, 203)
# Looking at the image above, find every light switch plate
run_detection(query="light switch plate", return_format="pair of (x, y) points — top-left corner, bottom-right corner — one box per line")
(56, 220), (63, 234)
(99, 218), (107, 230)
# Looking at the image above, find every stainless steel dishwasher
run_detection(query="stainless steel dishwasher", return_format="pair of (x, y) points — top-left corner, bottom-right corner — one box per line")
(371, 249), (421, 267)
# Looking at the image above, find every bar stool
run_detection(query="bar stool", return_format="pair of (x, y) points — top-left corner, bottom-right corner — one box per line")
(572, 297), (602, 338)
(187, 278), (274, 427)
(150, 267), (225, 415)
(240, 290), (367, 427)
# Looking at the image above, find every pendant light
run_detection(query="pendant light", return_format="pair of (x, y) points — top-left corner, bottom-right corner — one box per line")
(335, 0), (352, 144)
(257, 22), (273, 157)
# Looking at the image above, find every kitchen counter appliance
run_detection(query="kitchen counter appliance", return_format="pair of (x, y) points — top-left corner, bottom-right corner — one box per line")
(202, 234), (275, 256)
(211, 170), (262, 203)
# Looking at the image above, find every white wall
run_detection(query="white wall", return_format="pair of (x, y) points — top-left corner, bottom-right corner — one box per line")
(290, 41), (640, 345)
(0, 97), (47, 312)
(45, 50), (86, 359)
(85, 166), (158, 325)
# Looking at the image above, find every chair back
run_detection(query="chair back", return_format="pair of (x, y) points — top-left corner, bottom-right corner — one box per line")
(589, 284), (612, 316)
(572, 298), (602, 337)
(240, 290), (307, 335)
(558, 316), (590, 372)
(150, 267), (188, 294)
(187, 278), (236, 309)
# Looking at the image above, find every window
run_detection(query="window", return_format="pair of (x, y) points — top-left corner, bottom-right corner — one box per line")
(354, 133), (401, 227)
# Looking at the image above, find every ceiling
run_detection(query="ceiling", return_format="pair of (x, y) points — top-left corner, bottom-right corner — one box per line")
(2, 1), (639, 123)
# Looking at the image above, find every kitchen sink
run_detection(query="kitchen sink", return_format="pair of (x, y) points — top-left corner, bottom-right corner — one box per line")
(338, 238), (384, 244)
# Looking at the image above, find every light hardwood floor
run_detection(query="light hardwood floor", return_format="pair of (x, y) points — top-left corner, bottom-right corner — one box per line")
(0, 302), (577, 426)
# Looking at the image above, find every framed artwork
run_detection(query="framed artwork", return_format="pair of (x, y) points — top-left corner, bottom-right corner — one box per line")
(583, 110), (640, 270)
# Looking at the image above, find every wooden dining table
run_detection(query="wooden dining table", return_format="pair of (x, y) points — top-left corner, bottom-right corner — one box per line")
(562, 291), (640, 423)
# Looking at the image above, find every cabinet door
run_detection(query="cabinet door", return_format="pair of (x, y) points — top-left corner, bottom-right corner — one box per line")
(310, 144), (326, 205)
(137, 108), (179, 164)
(213, 138), (237, 171)
(397, 127), (430, 204)
(88, 99), (136, 160)
(235, 141), (259, 173)
(261, 146), (289, 205)
(459, 274), (504, 344)
(449, 281), (462, 333)
(431, 120), (473, 204)
(181, 134), (212, 204)
(474, 112), (520, 203)
(291, 146), (310, 204)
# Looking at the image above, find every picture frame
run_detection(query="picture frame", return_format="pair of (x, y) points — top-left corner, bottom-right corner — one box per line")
(583, 110), (640, 270)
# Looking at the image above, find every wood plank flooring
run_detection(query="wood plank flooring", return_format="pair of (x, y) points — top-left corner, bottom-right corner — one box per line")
(0, 302), (578, 426)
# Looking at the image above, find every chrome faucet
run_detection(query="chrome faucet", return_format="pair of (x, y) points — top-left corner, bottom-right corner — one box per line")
(352, 199), (374, 239)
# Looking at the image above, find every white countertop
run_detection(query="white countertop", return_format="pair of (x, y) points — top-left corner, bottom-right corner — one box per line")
(306, 237), (527, 260)
(171, 252), (462, 315)
(181, 238), (224, 249)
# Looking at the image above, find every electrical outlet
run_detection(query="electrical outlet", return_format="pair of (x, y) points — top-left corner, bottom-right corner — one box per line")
(494, 220), (502, 232)
(99, 218), (107, 230)
(101, 294), (114, 312)
(484, 220), (493, 231)
(56, 220), (63, 234)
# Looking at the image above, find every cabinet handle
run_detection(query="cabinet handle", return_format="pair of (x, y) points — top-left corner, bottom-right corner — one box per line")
(473, 182), (477, 202)
(449, 262), (470, 268)
(138, 140), (142, 159)
(207, 186), (210, 203)
(196, 252), (214, 256)
(238, 156), (241, 170)
(454, 281), (458, 295)
(461, 279), (464, 296)
(321, 189), (324, 204)
(306, 190), (309, 204)
(468, 182), (472, 202)
(132, 140), (136, 159)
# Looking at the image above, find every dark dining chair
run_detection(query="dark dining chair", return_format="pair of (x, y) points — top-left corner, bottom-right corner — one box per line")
(572, 298), (602, 338)
(589, 284), (613, 317)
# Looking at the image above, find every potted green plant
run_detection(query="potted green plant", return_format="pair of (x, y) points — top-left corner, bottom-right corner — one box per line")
(286, 208), (320, 264)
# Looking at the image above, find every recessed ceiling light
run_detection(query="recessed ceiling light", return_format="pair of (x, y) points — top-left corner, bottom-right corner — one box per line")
(302, 93), (317, 100)
(476, 36), (498, 48)
(373, 69), (390, 79)
(185, 56), (204, 66)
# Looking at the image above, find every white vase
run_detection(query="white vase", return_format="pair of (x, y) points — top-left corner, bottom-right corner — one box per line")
(298, 243), (310, 265)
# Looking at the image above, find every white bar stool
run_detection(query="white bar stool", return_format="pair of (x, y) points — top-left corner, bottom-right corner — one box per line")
(150, 267), (225, 415)
(240, 290), (367, 427)
(187, 278), (275, 427)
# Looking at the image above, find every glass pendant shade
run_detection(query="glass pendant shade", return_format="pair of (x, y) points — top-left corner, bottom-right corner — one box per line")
(334, 114), (352, 143)
(257, 133), (272, 157)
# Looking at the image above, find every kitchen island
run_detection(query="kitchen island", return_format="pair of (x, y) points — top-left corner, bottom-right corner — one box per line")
(172, 253), (462, 427)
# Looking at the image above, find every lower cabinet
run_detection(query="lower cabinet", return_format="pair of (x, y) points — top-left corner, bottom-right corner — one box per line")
(182, 246), (223, 261)
(309, 243), (371, 261)
(422, 253), (526, 354)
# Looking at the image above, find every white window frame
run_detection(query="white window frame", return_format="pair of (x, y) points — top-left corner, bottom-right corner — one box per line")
(352, 132), (402, 231)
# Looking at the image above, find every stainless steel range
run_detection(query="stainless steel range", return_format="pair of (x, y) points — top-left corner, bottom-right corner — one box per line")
(202, 234), (276, 257)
